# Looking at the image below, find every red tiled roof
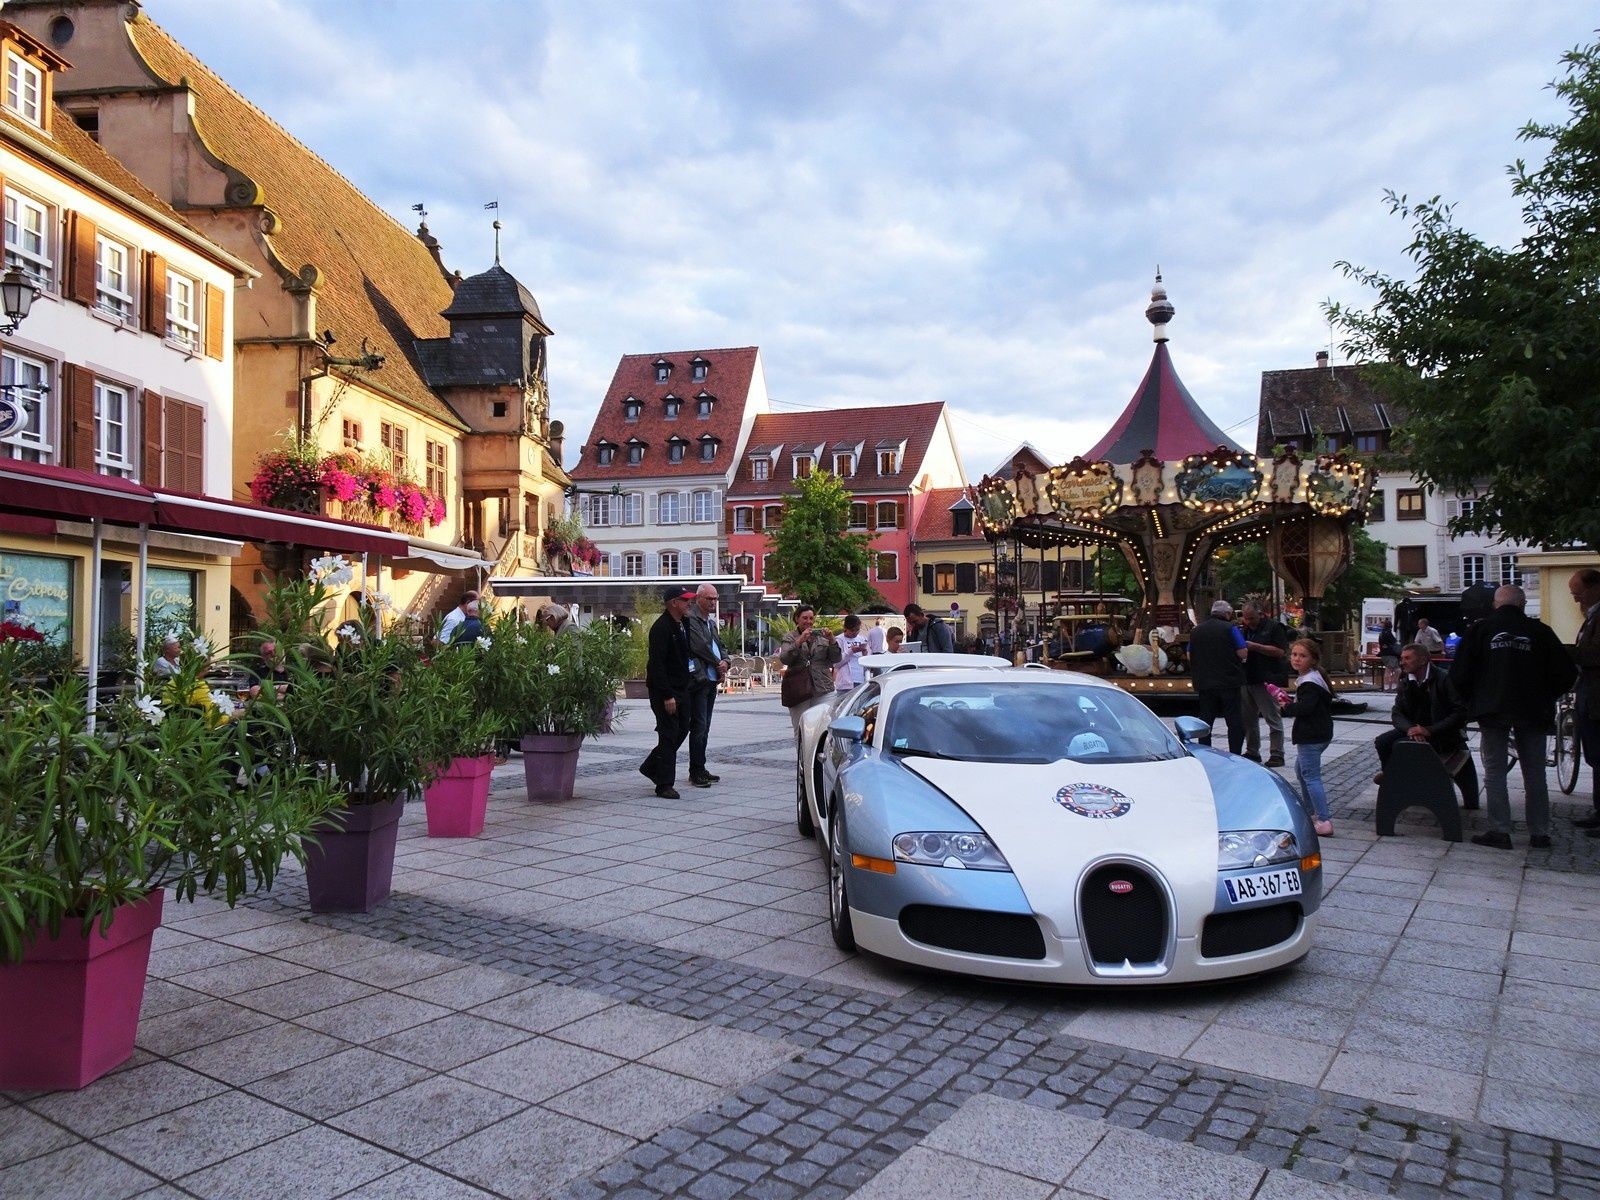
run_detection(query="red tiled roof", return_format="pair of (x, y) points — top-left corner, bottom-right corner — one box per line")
(726, 402), (948, 499)
(122, 15), (468, 431)
(570, 348), (760, 481)
(913, 486), (983, 543)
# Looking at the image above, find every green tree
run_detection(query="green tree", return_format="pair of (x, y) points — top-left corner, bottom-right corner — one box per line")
(1329, 40), (1600, 551)
(763, 471), (882, 613)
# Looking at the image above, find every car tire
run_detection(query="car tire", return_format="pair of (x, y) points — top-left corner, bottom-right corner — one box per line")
(795, 754), (815, 838)
(828, 802), (856, 952)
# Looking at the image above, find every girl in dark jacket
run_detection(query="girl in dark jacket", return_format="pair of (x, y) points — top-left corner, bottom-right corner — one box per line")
(1278, 638), (1335, 837)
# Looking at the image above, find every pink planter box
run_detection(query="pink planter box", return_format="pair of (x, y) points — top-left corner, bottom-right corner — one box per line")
(423, 754), (494, 837)
(0, 890), (164, 1091)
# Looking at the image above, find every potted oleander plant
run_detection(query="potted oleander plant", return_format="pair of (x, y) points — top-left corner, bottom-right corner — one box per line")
(477, 612), (629, 802)
(416, 636), (502, 838)
(0, 638), (341, 1090)
(258, 557), (446, 912)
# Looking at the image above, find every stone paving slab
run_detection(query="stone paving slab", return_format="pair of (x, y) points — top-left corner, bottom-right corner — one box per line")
(6, 691), (1600, 1199)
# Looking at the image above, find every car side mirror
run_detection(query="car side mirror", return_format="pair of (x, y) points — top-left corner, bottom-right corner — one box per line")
(1173, 716), (1209, 745)
(829, 715), (866, 743)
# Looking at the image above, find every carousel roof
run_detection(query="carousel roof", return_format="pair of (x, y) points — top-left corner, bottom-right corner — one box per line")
(1082, 277), (1245, 464)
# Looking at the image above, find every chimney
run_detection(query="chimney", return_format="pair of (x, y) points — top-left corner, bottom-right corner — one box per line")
(1315, 350), (1330, 368)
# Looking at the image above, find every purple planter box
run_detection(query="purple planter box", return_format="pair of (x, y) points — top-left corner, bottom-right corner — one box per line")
(303, 795), (404, 912)
(423, 754), (494, 837)
(0, 890), (164, 1091)
(521, 733), (582, 802)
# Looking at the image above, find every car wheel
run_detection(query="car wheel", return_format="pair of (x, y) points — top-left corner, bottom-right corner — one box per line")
(795, 753), (815, 838)
(828, 802), (856, 952)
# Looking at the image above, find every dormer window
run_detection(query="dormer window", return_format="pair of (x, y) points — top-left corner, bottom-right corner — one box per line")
(654, 359), (672, 383)
(663, 394), (681, 419)
(952, 508), (973, 536)
(5, 53), (43, 127)
(877, 448), (900, 475)
(698, 435), (718, 463)
(622, 396), (642, 422)
(751, 458), (770, 482)
(833, 452), (855, 476)
(696, 393), (714, 419)
(595, 440), (616, 466)
(690, 356), (709, 382)
(667, 435), (687, 464)
(793, 455), (814, 479)
(626, 439), (646, 465)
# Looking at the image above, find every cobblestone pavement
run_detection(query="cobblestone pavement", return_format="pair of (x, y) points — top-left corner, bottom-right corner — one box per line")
(4, 688), (1600, 1199)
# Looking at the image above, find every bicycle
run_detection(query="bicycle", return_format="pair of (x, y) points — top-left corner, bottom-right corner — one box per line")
(1553, 688), (1582, 795)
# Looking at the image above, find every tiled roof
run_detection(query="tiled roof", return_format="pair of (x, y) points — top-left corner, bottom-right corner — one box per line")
(1255, 364), (1396, 456)
(913, 486), (984, 543)
(570, 347), (760, 481)
(727, 402), (947, 498)
(123, 15), (468, 430)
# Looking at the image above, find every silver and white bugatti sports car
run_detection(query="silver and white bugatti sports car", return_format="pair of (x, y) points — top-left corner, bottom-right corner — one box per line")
(799, 667), (1322, 985)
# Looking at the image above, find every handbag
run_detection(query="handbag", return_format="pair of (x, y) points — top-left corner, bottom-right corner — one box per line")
(780, 662), (816, 708)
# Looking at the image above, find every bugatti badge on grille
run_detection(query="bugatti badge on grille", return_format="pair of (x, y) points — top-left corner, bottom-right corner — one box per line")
(1108, 880), (1133, 894)
(1054, 782), (1132, 819)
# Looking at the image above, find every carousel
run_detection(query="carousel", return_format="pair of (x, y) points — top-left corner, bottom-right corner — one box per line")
(975, 276), (1373, 695)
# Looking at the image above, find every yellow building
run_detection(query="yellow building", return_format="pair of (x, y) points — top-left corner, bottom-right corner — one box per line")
(909, 487), (991, 641)
(10, 2), (571, 629)
(2, 18), (253, 656)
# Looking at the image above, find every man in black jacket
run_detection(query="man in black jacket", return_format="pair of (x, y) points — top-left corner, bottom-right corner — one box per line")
(1450, 585), (1578, 848)
(684, 583), (730, 789)
(640, 586), (695, 799)
(1189, 600), (1248, 753)
(1374, 643), (1473, 794)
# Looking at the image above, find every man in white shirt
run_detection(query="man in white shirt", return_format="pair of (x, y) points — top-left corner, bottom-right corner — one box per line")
(865, 617), (887, 656)
(437, 590), (480, 645)
(835, 614), (870, 691)
(1413, 617), (1445, 657)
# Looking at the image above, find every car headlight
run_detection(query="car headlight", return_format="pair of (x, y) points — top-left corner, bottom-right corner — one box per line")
(892, 831), (1011, 871)
(1217, 830), (1299, 870)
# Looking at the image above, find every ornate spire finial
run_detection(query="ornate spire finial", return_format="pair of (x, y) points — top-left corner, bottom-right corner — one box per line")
(1145, 270), (1175, 343)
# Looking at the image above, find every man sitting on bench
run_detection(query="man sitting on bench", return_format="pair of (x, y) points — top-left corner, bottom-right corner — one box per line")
(1374, 643), (1471, 790)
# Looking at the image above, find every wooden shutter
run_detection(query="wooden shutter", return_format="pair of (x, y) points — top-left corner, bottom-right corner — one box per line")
(64, 211), (98, 305)
(163, 398), (205, 494)
(141, 252), (167, 337)
(62, 364), (96, 468)
(895, 500), (906, 530)
(956, 562), (977, 593)
(921, 564), (935, 595)
(204, 283), (226, 359)
(141, 390), (163, 484)
(866, 502), (876, 532)
(1446, 555), (1462, 591)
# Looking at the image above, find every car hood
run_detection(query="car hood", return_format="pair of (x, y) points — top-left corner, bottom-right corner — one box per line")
(901, 756), (1219, 940)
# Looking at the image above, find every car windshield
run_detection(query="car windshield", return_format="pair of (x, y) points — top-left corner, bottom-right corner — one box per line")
(883, 682), (1185, 765)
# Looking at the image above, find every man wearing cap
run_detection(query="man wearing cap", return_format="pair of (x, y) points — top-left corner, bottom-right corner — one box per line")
(684, 584), (730, 788)
(640, 586), (695, 799)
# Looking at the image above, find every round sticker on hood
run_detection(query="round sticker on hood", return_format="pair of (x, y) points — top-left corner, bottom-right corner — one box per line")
(1054, 782), (1132, 819)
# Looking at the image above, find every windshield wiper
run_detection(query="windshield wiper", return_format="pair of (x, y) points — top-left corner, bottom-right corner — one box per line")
(891, 746), (966, 761)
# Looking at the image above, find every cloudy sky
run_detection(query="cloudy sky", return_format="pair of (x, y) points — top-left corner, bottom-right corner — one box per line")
(149, 0), (1594, 477)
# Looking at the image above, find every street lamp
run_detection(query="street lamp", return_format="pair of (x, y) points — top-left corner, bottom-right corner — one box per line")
(0, 266), (41, 336)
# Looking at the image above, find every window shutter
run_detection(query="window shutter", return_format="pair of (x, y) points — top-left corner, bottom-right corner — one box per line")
(1446, 555), (1461, 591)
(866, 502), (876, 531)
(204, 284), (226, 359)
(956, 562), (977, 593)
(644, 551), (657, 575)
(679, 491), (690, 524)
(896, 500), (906, 530)
(921, 564), (934, 594)
(141, 253), (167, 337)
(62, 364), (95, 468)
(64, 211), (98, 305)
(757, 505), (765, 531)
(647, 493), (658, 525)
(1445, 499), (1459, 521)
(141, 390), (164, 485)
(165, 398), (205, 494)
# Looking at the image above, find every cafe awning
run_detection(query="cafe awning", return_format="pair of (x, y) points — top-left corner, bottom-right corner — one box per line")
(390, 536), (492, 574)
(0, 459), (158, 525)
(151, 490), (409, 556)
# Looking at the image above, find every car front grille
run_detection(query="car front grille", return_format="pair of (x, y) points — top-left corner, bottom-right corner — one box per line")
(899, 904), (1047, 960)
(1201, 902), (1302, 958)
(1079, 863), (1168, 966)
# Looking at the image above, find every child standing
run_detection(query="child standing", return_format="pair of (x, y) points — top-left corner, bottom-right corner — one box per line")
(1278, 637), (1335, 837)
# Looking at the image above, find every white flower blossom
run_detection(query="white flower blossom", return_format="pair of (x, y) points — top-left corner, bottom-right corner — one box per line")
(190, 635), (211, 656)
(310, 554), (354, 587)
(336, 623), (363, 645)
(476, 637), (493, 651)
(208, 690), (237, 718)
(135, 695), (164, 726)
(367, 591), (393, 611)
(547, 664), (561, 676)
